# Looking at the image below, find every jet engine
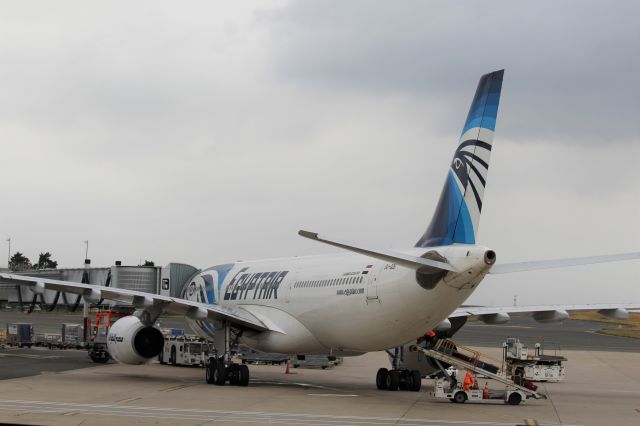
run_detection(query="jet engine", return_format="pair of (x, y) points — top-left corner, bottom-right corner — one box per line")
(107, 315), (164, 364)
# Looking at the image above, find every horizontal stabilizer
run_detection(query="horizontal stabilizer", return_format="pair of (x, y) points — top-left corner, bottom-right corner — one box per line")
(298, 230), (458, 272)
(489, 252), (640, 274)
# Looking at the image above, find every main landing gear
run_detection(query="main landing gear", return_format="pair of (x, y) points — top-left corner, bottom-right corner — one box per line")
(206, 357), (249, 386)
(376, 368), (422, 391)
(376, 346), (422, 391)
(205, 320), (249, 386)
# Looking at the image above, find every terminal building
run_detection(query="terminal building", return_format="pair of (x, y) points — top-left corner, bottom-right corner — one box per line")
(0, 262), (200, 309)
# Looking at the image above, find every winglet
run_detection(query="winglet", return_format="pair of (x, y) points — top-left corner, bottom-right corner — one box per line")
(298, 230), (318, 239)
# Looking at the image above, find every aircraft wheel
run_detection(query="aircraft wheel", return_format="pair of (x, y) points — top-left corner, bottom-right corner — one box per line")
(410, 370), (422, 392)
(205, 358), (216, 384)
(228, 364), (239, 385)
(376, 368), (388, 390)
(507, 392), (522, 405)
(213, 360), (227, 386)
(398, 370), (409, 390)
(453, 391), (467, 404)
(238, 364), (250, 386)
(386, 370), (400, 391)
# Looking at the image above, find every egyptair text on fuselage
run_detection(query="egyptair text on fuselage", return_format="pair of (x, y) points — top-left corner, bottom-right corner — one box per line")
(224, 269), (288, 301)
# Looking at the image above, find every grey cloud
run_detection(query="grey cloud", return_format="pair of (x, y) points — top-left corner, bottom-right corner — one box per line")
(0, 2), (637, 306)
(265, 0), (640, 143)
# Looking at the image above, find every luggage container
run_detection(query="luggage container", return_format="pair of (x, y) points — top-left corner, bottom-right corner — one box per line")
(7, 323), (33, 347)
(61, 323), (83, 348)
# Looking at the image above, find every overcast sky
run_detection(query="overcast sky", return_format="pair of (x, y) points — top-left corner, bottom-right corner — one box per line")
(0, 0), (638, 306)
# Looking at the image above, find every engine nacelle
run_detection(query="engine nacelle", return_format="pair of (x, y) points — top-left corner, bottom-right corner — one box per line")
(107, 316), (164, 364)
(532, 309), (569, 323)
(478, 312), (511, 324)
(598, 308), (629, 320)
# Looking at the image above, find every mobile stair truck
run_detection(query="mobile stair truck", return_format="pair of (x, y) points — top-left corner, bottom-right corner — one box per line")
(409, 339), (547, 405)
(503, 338), (567, 383)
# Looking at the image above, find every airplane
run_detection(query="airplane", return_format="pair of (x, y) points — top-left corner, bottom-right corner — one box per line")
(2, 69), (638, 391)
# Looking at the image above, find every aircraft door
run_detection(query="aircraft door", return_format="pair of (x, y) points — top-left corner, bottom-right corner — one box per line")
(365, 263), (382, 303)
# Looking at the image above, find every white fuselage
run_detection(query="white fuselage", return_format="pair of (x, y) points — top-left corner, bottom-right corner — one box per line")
(183, 245), (493, 355)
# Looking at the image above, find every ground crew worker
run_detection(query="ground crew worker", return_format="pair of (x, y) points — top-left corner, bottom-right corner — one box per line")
(463, 371), (473, 391)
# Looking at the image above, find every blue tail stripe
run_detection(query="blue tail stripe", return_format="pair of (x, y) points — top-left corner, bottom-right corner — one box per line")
(416, 70), (503, 248)
(415, 171), (475, 247)
(461, 73), (503, 135)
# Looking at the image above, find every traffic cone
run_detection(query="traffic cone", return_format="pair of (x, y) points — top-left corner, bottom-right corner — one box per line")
(483, 382), (490, 399)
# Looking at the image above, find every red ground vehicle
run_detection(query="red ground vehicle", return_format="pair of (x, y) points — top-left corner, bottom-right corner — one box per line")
(88, 308), (133, 363)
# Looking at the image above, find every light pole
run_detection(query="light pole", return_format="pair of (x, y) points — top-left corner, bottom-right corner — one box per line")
(6, 238), (10, 269)
(84, 240), (89, 263)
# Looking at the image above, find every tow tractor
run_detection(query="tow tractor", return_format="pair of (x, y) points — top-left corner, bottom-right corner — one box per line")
(87, 308), (133, 363)
(409, 339), (547, 405)
(159, 333), (209, 367)
(503, 337), (567, 382)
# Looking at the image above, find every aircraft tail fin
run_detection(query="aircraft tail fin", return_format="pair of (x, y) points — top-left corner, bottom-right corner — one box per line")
(416, 70), (504, 247)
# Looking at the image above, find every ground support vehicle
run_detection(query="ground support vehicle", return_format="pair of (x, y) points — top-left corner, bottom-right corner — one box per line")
(159, 334), (209, 367)
(87, 308), (133, 363)
(293, 355), (343, 369)
(239, 347), (289, 365)
(6, 323), (33, 347)
(34, 332), (64, 348)
(410, 339), (546, 404)
(503, 338), (566, 382)
(432, 376), (528, 405)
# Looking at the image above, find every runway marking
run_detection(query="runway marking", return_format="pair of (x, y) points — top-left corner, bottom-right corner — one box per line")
(251, 379), (338, 390)
(62, 411), (78, 416)
(0, 399), (580, 426)
(159, 384), (192, 392)
(307, 393), (358, 397)
(0, 352), (63, 359)
(466, 324), (534, 329)
(116, 397), (141, 404)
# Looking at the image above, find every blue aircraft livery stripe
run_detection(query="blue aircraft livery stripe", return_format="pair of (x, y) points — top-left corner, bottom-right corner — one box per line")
(416, 70), (503, 248)
(461, 70), (503, 136)
(202, 263), (235, 304)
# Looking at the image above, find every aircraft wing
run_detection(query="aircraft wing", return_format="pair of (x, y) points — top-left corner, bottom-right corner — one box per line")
(450, 302), (639, 322)
(0, 272), (269, 332)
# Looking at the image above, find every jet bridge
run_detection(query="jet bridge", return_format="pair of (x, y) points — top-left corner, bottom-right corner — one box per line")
(409, 339), (547, 401)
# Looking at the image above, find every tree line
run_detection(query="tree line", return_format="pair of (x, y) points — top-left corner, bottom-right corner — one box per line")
(9, 252), (58, 271)
(8, 253), (156, 270)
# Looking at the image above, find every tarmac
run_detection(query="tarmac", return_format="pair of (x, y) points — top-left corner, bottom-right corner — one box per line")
(0, 310), (639, 425)
(0, 348), (638, 426)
